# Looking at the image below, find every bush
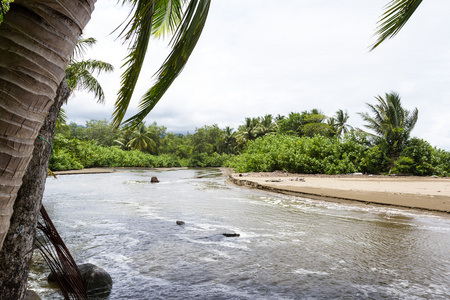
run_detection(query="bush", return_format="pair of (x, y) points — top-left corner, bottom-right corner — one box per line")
(392, 138), (434, 176)
(228, 134), (383, 174)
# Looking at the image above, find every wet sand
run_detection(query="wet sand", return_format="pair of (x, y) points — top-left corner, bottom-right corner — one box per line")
(228, 172), (450, 213)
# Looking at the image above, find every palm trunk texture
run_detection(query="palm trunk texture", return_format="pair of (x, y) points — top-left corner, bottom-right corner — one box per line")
(0, 80), (70, 300)
(0, 0), (95, 251)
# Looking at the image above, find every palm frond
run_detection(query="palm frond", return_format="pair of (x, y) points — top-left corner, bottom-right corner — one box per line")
(371, 0), (422, 50)
(69, 60), (114, 75)
(73, 37), (97, 59)
(36, 206), (88, 299)
(74, 69), (107, 103)
(66, 59), (114, 103)
(152, 0), (186, 38)
(113, 0), (156, 127)
(114, 0), (211, 128)
(56, 108), (68, 130)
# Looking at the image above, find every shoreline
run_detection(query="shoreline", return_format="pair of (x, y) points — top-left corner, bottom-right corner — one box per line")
(52, 167), (450, 213)
(228, 171), (450, 213)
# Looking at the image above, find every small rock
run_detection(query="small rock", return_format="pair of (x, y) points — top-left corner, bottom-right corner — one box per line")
(26, 290), (41, 300)
(222, 233), (240, 237)
(150, 176), (159, 183)
(176, 221), (185, 226)
(290, 178), (305, 182)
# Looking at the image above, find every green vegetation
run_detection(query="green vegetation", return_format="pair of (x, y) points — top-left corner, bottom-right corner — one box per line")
(52, 94), (450, 176)
(0, 0), (13, 23)
(359, 92), (418, 174)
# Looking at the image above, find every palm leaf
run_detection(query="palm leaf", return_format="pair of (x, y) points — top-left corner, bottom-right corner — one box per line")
(371, 0), (423, 50)
(152, 0), (186, 38)
(113, 0), (211, 128)
(113, 0), (156, 127)
(66, 59), (114, 103)
(73, 37), (97, 59)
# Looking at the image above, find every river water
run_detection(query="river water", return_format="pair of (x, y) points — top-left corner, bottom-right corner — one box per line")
(28, 169), (450, 299)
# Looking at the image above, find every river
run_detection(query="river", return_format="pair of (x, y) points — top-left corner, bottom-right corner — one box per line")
(28, 168), (450, 299)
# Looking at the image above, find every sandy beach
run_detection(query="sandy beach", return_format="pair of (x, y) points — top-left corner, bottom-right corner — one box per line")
(228, 172), (450, 213)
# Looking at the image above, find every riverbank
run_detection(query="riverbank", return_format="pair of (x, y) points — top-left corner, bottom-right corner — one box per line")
(228, 171), (450, 213)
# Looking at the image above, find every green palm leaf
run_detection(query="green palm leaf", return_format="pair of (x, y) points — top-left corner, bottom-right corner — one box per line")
(152, 0), (185, 38)
(66, 59), (114, 103)
(113, 0), (157, 127)
(73, 37), (97, 59)
(371, 0), (422, 50)
(113, 0), (211, 128)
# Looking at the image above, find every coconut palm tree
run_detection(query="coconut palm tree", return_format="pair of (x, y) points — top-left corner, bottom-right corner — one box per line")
(236, 117), (259, 146)
(0, 36), (113, 298)
(256, 114), (278, 137)
(221, 126), (237, 154)
(358, 91), (418, 174)
(331, 109), (352, 138)
(127, 122), (157, 152)
(66, 38), (114, 102)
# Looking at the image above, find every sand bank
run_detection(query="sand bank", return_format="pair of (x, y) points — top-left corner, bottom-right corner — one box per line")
(228, 172), (450, 213)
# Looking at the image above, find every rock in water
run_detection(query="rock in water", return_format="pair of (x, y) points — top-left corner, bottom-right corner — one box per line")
(79, 263), (113, 298)
(150, 176), (159, 183)
(26, 290), (41, 300)
(222, 233), (240, 237)
(48, 263), (113, 298)
(176, 221), (185, 226)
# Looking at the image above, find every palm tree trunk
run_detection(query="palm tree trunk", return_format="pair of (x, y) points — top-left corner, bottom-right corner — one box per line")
(0, 0), (95, 251)
(0, 80), (70, 300)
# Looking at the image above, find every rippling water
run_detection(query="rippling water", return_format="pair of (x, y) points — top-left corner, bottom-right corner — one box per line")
(28, 169), (450, 299)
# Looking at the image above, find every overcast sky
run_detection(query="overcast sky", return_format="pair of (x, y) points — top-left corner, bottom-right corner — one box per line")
(65, 0), (450, 150)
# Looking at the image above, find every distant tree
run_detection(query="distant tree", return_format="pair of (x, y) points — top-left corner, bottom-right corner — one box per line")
(278, 110), (333, 137)
(329, 109), (352, 138)
(83, 119), (119, 147)
(125, 122), (157, 152)
(145, 122), (167, 154)
(236, 117), (259, 146)
(359, 91), (418, 174)
(66, 122), (86, 140)
(159, 133), (190, 158)
(221, 126), (237, 154)
(277, 112), (303, 136)
(256, 114), (278, 137)
(189, 124), (224, 155)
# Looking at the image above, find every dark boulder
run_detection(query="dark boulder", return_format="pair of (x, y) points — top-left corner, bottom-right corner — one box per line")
(222, 233), (240, 237)
(150, 176), (159, 183)
(176, 221), (185, 226)
(79, 263), (113, 298)
(48, 263), (112, 298)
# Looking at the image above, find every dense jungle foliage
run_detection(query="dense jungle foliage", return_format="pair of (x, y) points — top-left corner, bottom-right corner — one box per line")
(50, 107), (450, 176)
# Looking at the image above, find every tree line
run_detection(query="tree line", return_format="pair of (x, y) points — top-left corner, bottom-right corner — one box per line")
(51, 93), (450, 176)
